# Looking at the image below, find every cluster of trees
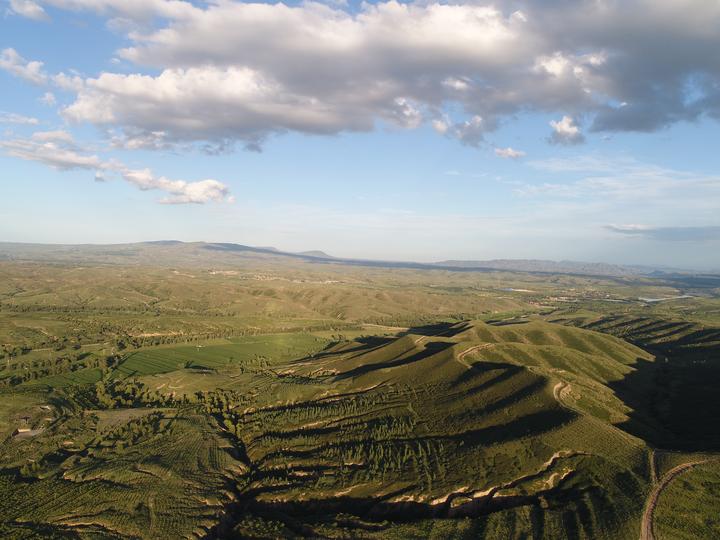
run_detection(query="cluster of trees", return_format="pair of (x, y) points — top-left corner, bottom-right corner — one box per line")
(194, 389), (245, 413)
(0, 353), (121, 387)
(193, 390), (248, 437)
(101, 412), (166, 448)
(19, 460), (43, 478)
(0, 345), (32, 360)
(93, 379), (176, 409)
(327, 438), (444, 489)
(255, 388), (409, 429)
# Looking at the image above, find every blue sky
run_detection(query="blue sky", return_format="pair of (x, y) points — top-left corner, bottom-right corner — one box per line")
(1, 0), (719, 269)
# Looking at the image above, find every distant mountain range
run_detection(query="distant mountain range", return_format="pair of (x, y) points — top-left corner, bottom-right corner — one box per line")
(0, 240), (711, 279)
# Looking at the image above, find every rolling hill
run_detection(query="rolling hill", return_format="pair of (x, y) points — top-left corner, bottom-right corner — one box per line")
(0, 248), (718, 539)
(0, 319), (669, 539)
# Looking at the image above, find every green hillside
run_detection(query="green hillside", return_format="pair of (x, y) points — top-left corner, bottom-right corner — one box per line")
(0, 319), (663, 539)
(551, 312), (720, 451)
(1, 257), (719, 539)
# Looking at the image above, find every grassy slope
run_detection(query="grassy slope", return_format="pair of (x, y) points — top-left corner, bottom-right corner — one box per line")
(0, 319), (658, 539)
(550, 310), (720, 450)
(0, 411), (245, 539)
(653, 460), (720, 540)
(227, 320), (653, 539)
(1, 258), (718, 539)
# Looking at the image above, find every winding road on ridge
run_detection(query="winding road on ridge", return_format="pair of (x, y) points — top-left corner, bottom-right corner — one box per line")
(455, 343), (495, 368)
(456, 353), (718, 540)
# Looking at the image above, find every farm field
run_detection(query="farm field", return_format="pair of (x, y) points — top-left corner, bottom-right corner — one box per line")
(0, 244), (718, 539)
(115, 334), (330, 377)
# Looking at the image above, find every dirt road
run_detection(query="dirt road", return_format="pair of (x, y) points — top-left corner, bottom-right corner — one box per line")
(456, 343), (494, 368)
(640, 458), (713, 540)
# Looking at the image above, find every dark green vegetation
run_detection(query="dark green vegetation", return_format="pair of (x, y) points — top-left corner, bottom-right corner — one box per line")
(0, 242), (719, 539)
(551, 313), (720, 451)
(654, 460), (720, 540)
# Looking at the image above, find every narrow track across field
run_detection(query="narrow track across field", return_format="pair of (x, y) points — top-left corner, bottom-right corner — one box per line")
(640, 456), (716, 540)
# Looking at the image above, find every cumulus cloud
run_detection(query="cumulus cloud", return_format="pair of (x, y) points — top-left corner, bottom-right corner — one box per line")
(0, 111), (39, 125)
(7, 0), (48, 21)
(51, 2), (569, 148)
(5, 1), (720, 150)
(433, 115), (489, 147)
(494, 147), (526, 159)
(0, 48), (47, 85)
(0, 131), (232, 204)
(451, 116), (488, 147)
(549, 116), (584, 145)
(40, 92), (56, 106)
(63, 66), (364, 145)
(431, 118), (450, 135)
(119, 168), (231, 204)
(109, 129), (174, 151)
(606, 224), (720, 242)
(52, 71), (84, 92)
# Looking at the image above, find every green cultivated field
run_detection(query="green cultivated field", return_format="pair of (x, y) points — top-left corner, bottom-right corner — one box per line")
(0, 245), (718, 539)
(116, 334), (328, 377)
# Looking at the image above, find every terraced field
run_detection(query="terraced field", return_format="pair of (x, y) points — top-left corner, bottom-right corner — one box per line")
(1, 257), (719, 539)
(0, 411), (244, 539)
(0, 319), (663, 538)
(216, 320), (654, 538)
(551, 312), (720, 451)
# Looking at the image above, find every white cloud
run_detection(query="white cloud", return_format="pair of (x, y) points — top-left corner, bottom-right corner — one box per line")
(63, 66), (357, 143)
(52, 72), (84, 92)
(605, 224), (651, 234)
(7, 0), (48, 21)
(39, 0), (197, 21)
(534, 52), (571, 78)
(0, 48), (47, 85)
(442, 77), (470, 92)
(431, 118), (449, 135)
(438, 115), (488, 147)
(0, 131), (232, 204)
(533, 51), (606, 82)
(520, 156), (720, 211)
(549, 115), (584, 145)
(32, 129), (75, 143)
(0, 111), (39, 125)
(391, 97), (423, 129)
(0, 137), (104, 170)
(109, 129), (173, 151)
(606, 224), (720, 242)
(494, 147), (525, 159)
(6, 0), (720, 150)
(40, 92), (56, 106)
(119, 168), (231, 204)
(53, 2), (562, 149)
(528, 155), (620, 173)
